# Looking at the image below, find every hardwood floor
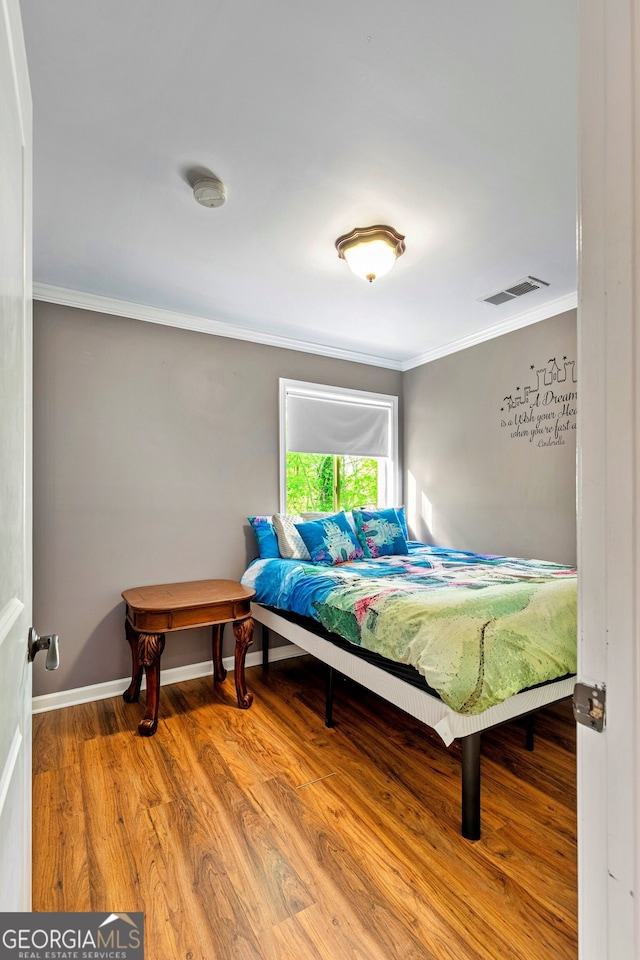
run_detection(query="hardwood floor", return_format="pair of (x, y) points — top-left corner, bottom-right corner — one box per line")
(32, 656), (577, 960)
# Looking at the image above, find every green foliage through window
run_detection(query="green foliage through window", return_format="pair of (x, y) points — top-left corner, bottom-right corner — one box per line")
(286, 452), (379, 513)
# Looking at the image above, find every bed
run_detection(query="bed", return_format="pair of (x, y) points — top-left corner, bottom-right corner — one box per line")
(241, 510), (577, 839)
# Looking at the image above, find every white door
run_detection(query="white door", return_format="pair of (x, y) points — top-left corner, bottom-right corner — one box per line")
(0, 0), (33, 911)
(577, 0), (640, 957)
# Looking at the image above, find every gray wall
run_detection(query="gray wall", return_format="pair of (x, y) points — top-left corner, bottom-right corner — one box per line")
(403, 309), (577, 565)
(33, 302), (577, 699)
(32, 302), (402, 696)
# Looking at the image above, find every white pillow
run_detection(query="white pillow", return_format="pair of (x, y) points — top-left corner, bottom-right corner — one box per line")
(272, 513), (311, 560)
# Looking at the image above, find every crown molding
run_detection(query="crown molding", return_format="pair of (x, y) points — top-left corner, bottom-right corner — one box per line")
(33, 283), (577, 374)
(32, 283), (404, 371)
(401, 292), (578, 371)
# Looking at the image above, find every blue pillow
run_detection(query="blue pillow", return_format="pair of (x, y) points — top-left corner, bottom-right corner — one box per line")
(248, 516), (281, 559)
(294, 513), (364, 565)
(352, 507), (409, 558)
(395, 504), (409, 540)
(357, 504), (409, 540)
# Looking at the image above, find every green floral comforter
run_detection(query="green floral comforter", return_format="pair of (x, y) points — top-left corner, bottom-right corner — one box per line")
(241, 543), (577, 715)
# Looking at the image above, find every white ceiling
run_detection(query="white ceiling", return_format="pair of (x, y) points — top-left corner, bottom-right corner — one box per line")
(20, 0), (577, 369)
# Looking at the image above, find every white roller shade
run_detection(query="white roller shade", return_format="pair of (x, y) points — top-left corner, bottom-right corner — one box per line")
(287, 394), (391, 457)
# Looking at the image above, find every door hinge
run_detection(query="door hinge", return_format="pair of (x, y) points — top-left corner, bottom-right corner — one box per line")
(573, 682), (606, 732)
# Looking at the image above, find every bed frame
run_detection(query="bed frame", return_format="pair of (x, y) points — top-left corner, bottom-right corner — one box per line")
(252, 602), (575, 841)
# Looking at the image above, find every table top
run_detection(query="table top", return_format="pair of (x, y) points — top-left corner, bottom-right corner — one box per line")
(122, 579), (255, 613)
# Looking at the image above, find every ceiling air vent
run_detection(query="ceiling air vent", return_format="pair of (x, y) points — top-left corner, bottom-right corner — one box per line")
(481, 276), (549, 306)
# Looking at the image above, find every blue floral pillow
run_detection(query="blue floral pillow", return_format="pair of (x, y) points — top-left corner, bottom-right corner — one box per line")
(395, 504), (409, 540)
(248, 516), (281, 559)
(294, 512), (364, 566)
(358, 504), (409, 539)
(352, 507), (409, 558)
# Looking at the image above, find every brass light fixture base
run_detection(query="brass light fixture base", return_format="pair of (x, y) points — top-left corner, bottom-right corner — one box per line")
(335, 224), (406, 282)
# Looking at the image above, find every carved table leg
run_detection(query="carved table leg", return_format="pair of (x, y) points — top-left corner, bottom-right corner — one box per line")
(212, 623), (227, 682)
(232, 616), (254, 709)
(138, 631), (165, 736)
(123, 618), (143, 703)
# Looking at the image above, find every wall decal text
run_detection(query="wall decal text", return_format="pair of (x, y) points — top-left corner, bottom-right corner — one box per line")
(500, 356), (577, 446)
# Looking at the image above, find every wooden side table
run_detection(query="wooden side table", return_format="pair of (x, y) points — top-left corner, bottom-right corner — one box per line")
(121, 579), (256, 736)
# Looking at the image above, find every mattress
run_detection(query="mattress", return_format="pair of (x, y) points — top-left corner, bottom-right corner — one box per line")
(241, 542), (577, 719)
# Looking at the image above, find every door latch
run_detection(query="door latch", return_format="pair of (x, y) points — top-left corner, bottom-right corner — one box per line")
(28, 628), (60, 670)
(573, 681), (606, 732)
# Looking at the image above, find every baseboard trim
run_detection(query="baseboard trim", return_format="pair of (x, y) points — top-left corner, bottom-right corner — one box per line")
(32, 643), (305, 714)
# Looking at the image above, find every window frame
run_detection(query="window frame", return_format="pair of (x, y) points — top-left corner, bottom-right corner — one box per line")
(279, 378), (399, 513)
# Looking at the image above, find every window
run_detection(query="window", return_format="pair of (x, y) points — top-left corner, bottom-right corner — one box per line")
(279, 379), (398, 513)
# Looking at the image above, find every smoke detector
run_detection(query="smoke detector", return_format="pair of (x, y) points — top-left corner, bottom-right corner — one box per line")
(193, 176), (226, 208)
(480, 276), (549, 306)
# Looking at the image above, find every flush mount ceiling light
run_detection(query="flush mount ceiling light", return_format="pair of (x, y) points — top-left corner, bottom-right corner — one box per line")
(193, 175), (227, 208)
(335, 224), (406, 282)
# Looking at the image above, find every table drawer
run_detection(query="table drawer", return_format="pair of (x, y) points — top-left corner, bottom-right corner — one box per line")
(171, 601), (238, 628)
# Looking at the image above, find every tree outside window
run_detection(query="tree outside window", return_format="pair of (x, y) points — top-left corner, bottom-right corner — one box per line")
(285, 452), (379, 513)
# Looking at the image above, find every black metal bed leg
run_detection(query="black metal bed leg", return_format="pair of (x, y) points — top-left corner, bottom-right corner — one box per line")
(524, 713), (535, 751)
(261, 626), (270, 670)
(325, 665), (335, 728)
(461, 732), (481, 841)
